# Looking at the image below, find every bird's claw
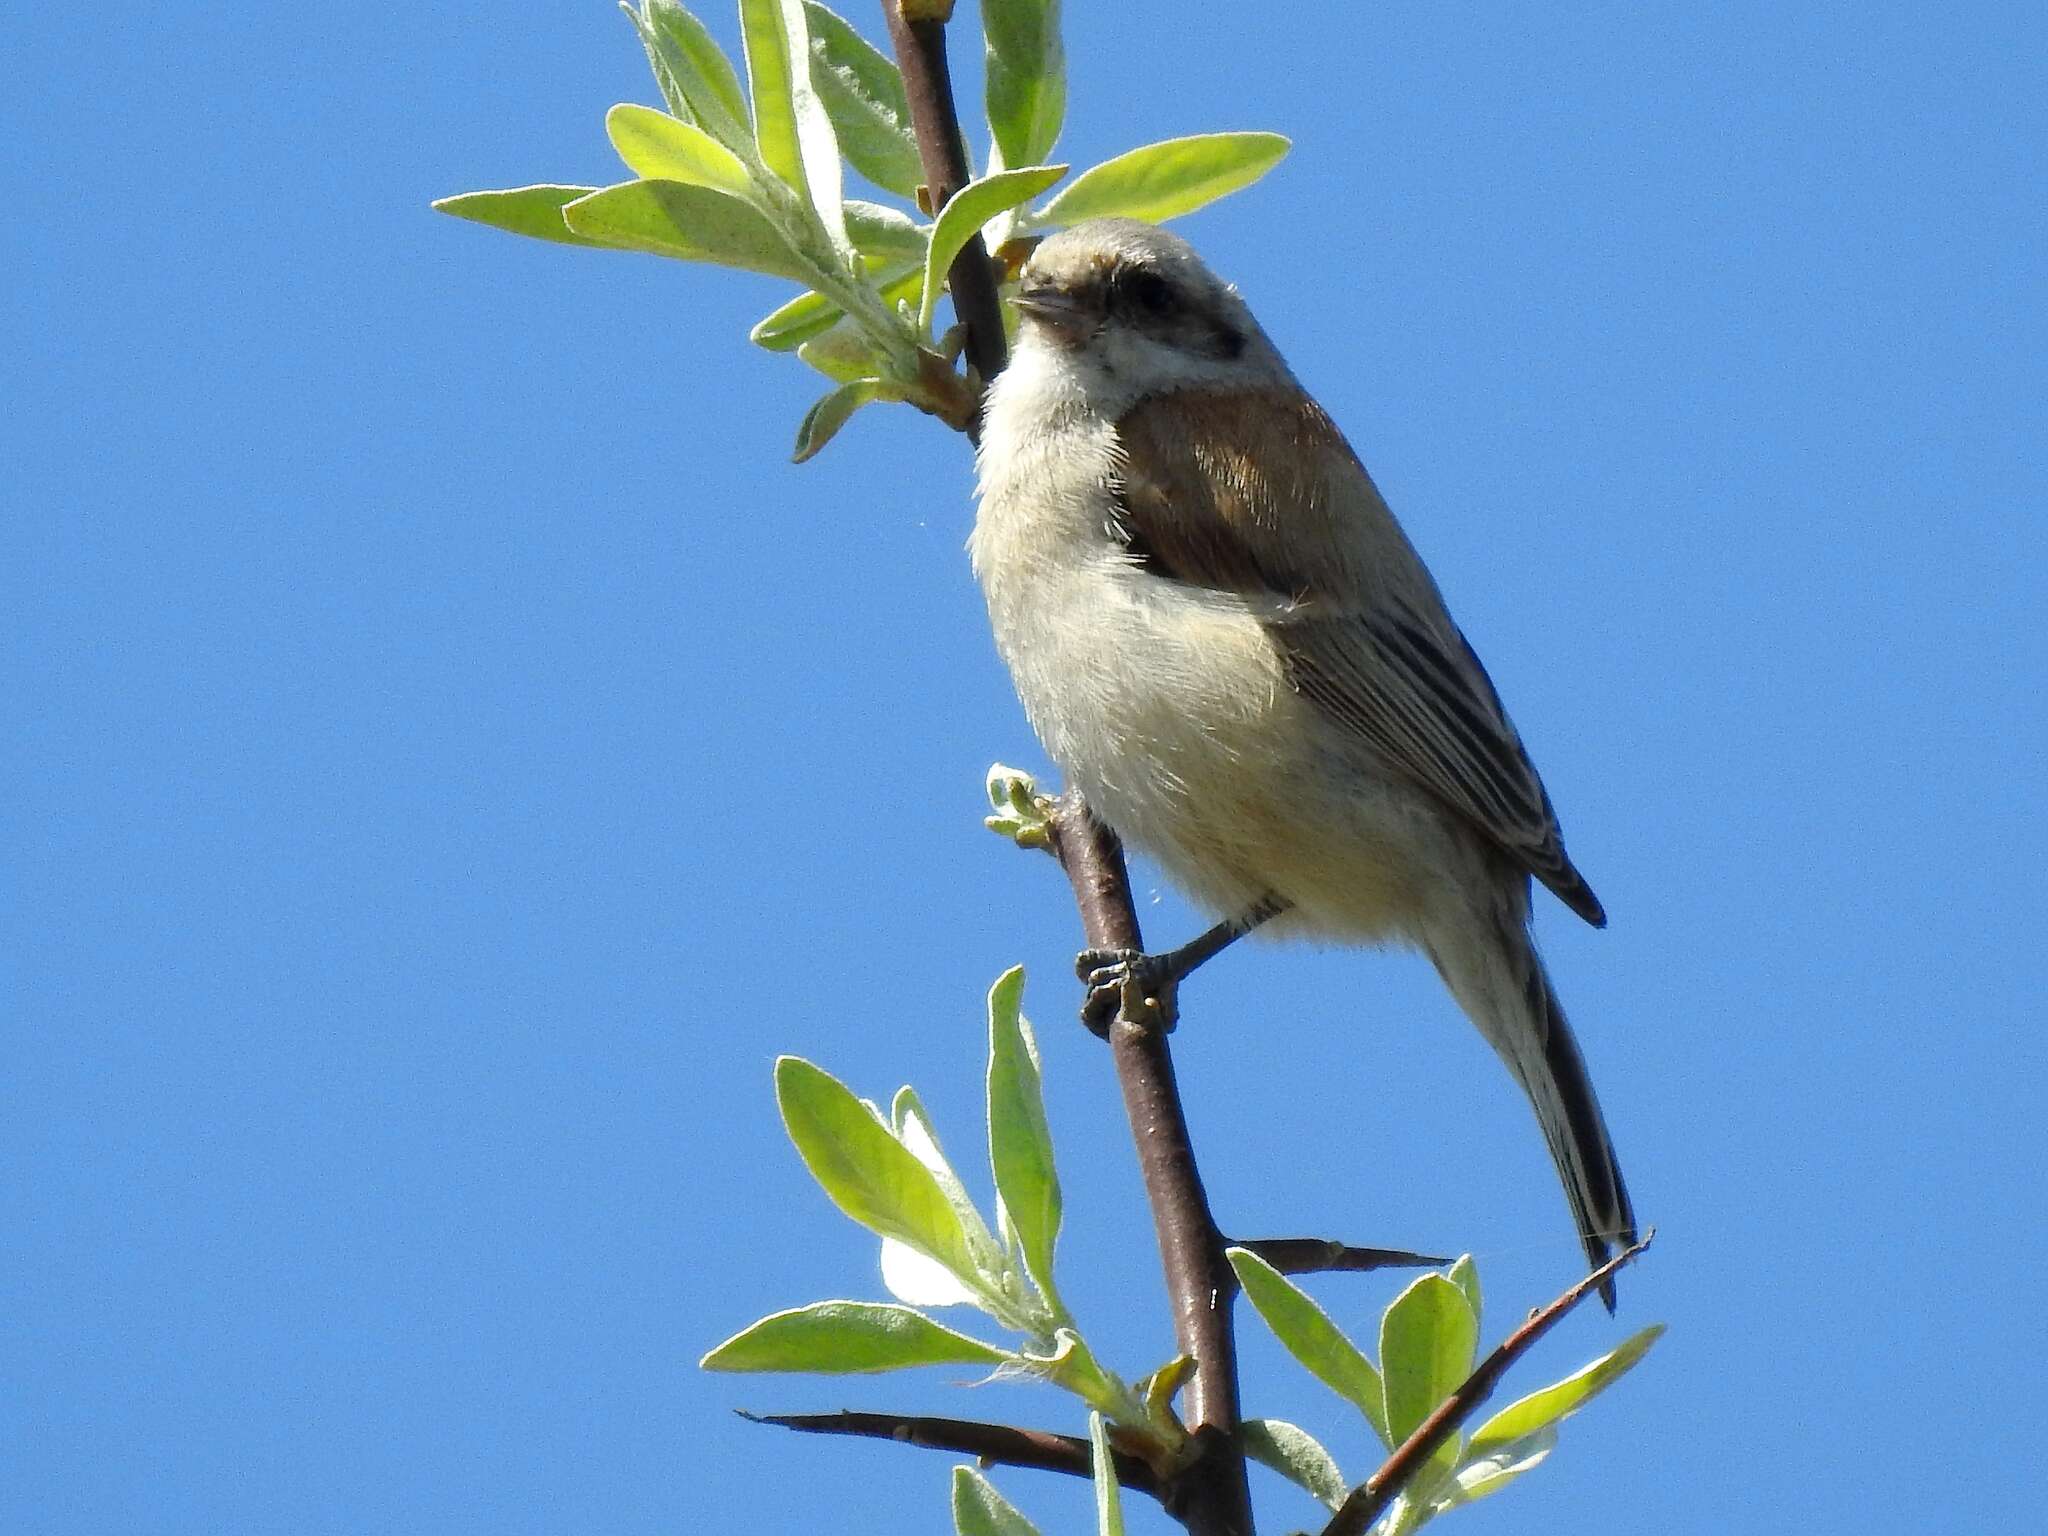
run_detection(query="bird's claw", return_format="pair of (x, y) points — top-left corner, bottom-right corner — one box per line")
(1075, 947), (1178, 1034)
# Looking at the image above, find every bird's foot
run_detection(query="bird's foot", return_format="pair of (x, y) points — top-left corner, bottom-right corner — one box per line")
(1075, 947), (1179, 1035)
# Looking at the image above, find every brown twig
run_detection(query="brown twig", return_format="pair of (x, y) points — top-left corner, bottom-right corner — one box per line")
(1232, 1239), (1444, 1276)
(743, 1409), (1163, 1498)
(1318, 1233), (1656, 1536)
(881, 4), (1009, 403)
(1046, 796), (1255, 1536)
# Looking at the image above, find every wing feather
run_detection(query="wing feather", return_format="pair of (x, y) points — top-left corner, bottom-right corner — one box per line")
(1114, 388), (1606, 926)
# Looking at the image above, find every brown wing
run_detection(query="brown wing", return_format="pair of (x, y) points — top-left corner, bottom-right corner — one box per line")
(1115, 388), (1606, 927)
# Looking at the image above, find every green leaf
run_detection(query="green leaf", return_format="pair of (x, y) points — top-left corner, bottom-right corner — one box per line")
(986, 967), (1062, 1306)
(1468, 1324), (1665, 1454)
(983, 762), (1054, 848)
(1037, 132), (1289, 227)
(739, 0), (849, 254)
(984, 0), (1065, 171)
(843, 200), (928, 261)
(919, 164), (1068, 330)
(749, 260), (917, 352)
(700, 1300), (1011, 1373)
(890, 1084), (1006, 1273)
(1023, 1328), (1126, 1415)
(562, 181), (812, 279)
(750, 288), (847, 350)
(630, 0), (752, 149)
(1228, 1246), (1391, 1445)
(952, 1467), (1044, 1536)
(1089, 1413), (1125, 1536)
(623, 4), (695, 123)
(1379, 1273), (1480, 1493)
(432, 185), (609, 248)
(804, 2), (924, 198)
(774, 1056), (985, 1277)
(1434, 1427), (1556, 1511)
(1136, 1355), (1194, 1427)
(791, 378), (890, 461)
(605, 104), (755, 197)
(797, 316), (888, 382)
(1447, 1254), (1482, 1334)
(1243, 1419), (1347, 1510)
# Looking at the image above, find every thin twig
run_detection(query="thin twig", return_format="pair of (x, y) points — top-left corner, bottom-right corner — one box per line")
(743, 1409), (1162, 1497)
(1233, 1239), (1445, 1276)
(881, 5), (1009, 401)
(1047, 796), (1255, 1536)
(1318, 1233), (1656, 1536)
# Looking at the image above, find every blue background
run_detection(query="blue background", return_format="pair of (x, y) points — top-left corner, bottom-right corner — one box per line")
(8, 3), (2043, 1532)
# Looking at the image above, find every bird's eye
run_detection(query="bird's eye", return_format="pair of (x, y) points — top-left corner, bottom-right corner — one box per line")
(1123, 269), (1176, 315)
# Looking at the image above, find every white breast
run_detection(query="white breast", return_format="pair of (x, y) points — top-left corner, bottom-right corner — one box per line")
(970, 352), (1309, 917)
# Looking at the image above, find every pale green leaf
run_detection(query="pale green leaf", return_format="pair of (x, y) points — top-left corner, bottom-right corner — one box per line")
(796, 316), (888, 382)
(750, 261), (917, 351)
(699, 1300), (1010, 1373)
(1022, 1327), (1124, 1414)
(1136, 1355), (1194, 1426)
(739, 0), (799, 184)
(986, 967), (1062, 1305)
(984, 0), (1065, 170)
(919, 165), (1068, 330)
(1089, 1413), (1125, 1536)
(890, 1084), (1006, 1274)
(750, 288), (847, 350)
(631, 0), (752, 149)
(561, 181), (812, 279)
(1447, 1254), (1482, 1334)
(1243, 1419), (1347, 1510)
(1433, 1427), (1557, 1511)
(983, 762), (1053, 848)
(1037, 132), (1289, 226)
(888, 1086), (967, 1194)
(791, 378), (890, 460)
(1380, 1273), (1480, 1493)
(432, 186), (609, 248)
(843, 200), (928, 261)
(773, 1056), (984, 1274)
(952, 1467), (1044, 1536)
(1227, 1247), (1391, 1445)
(1468, 1324), (1664, 1454)
(804, 2), (924, 198)
(740, 0), (849, 253)
(622, 3), (695, 123)
(605, 104), (755, 197)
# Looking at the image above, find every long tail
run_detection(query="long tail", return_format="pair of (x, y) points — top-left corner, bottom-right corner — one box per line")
(1423, 904), (1637, 1308)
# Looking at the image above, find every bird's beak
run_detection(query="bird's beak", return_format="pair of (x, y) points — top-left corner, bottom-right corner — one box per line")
(1012, 285), (1095, 345)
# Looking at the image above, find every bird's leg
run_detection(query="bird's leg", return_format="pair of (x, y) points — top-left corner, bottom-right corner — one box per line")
(1076, 894), (1291, 1033)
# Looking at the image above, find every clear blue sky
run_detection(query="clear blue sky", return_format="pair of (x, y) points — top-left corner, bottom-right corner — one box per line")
(8, 4), (2043, 1533)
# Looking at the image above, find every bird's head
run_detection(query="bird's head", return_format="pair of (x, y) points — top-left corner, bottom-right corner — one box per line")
(1008, 218), (1286, 399)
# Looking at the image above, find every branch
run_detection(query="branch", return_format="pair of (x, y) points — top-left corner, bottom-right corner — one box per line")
(1046, 797), (1255, 1536)
(1232, 1239), (1444, 1276)
(881, 4), (1009, 401)
(1318, 1233), (1656, 1536)
(883, 12), (1249, 1531)
(743, 1409), (1162, 1498)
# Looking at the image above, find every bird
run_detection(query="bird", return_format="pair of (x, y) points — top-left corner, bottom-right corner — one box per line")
(969, 216), (1637, 1298)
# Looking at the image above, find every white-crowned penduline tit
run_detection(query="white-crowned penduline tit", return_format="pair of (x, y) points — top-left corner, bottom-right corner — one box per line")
(969, 218), (1637, 1301)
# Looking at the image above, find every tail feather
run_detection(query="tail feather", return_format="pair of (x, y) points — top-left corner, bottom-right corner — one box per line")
(1425, 907), (1637, 1308)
